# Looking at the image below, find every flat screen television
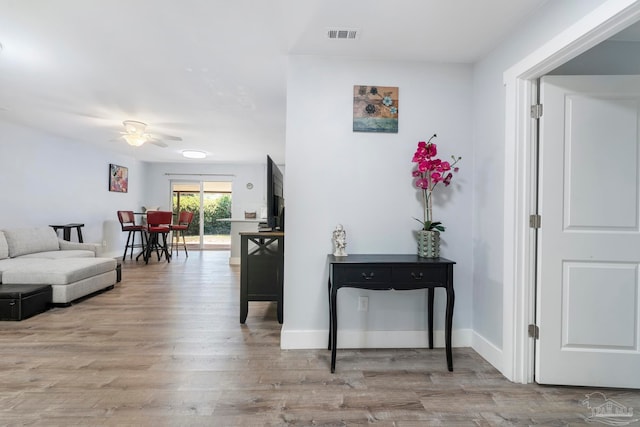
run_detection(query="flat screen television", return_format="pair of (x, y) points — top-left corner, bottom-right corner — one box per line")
(267, 155), (285, 231)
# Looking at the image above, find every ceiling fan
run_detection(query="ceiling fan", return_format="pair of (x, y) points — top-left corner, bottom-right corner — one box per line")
(120, 120), (182, 148)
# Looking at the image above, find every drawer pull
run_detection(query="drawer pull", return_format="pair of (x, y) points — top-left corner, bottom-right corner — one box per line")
(361, 272), (375, 280)
(411, 272), (424, 280)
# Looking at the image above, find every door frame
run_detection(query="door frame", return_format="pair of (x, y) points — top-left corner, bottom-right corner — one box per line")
(502, 0), (640, 384)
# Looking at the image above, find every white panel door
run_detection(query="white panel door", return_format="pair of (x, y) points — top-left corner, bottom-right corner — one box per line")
(537, 75), (640, 388)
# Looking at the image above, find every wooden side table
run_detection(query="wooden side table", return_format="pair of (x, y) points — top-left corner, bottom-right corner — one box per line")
(49, 223), (84, 242)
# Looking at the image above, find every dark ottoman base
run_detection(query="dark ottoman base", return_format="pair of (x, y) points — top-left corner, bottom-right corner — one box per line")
(0, 284), (53, 321)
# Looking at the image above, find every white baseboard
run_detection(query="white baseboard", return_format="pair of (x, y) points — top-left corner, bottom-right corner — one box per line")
(281, 328), (472, 349)
(280, 329), (328, 349)
(229, 257), (240, 265)
(471, 330), (503, 372)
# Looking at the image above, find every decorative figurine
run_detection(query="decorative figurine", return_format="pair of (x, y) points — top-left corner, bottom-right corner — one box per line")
(332, 224), (347, 257)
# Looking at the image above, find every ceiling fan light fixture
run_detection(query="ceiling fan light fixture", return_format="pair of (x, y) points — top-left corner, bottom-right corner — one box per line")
(182, 150), (207, 159)
(123, 120), (147, 135)
(123, 133), (147, 147)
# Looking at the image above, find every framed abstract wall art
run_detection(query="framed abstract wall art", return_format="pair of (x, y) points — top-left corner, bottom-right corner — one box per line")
(353, 85), (398, 133)
(109, 163), (128, 193)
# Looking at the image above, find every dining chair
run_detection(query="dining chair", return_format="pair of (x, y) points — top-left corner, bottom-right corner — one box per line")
(170, 211), (194, 257)
(144, 210), (173, 264)
(117, 210), (147, 261)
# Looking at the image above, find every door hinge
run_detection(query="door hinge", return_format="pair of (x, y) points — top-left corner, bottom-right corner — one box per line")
(528, 324), (539, 339)
(531, 104), (543, 119)
(529, 214), (541, 229)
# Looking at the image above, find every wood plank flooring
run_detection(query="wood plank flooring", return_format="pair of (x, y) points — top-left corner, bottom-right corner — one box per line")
(1, 251), (639, 426)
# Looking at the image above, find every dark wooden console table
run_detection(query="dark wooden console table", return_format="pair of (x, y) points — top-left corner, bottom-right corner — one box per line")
(327, 254), (455, 373)
(240, 231), (284, 324)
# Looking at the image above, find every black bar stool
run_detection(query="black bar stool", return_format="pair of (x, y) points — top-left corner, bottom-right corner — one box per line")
(170, 211), (194, 257)
(116, 211), (147, 261)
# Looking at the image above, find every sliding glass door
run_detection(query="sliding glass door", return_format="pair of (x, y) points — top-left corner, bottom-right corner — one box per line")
(171, 181), (232, 250)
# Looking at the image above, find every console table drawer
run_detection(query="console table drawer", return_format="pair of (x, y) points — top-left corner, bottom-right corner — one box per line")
(333, 266), (391, 284)
(392, 266), (448, 286)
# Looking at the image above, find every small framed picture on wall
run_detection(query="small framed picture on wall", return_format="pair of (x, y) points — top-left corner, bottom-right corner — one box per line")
(353, 85), (399, 133)
(109, 164), (128, 193)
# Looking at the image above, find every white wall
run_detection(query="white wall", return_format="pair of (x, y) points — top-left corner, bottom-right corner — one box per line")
(471, 0), (613, 364)
(143, 162), (269, 219)
(0, 121), (145, 257)
(282, 56), (473, 349)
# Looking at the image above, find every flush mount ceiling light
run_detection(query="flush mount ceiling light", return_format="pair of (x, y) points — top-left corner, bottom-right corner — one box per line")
(182, 150), (207, 159)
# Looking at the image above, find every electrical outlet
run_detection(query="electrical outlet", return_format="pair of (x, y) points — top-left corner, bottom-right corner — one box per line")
(358, 296), (368, 312)
(102, 240), (107, 247)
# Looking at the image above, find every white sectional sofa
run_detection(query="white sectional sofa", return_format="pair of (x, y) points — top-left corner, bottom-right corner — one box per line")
(0, 227), (117, 305)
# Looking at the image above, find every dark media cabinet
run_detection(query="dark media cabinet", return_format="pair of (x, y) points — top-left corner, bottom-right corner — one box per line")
(239, 231), (284, 324)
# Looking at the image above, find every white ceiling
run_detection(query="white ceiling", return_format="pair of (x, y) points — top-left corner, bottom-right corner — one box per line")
(0, 0), (556, 164)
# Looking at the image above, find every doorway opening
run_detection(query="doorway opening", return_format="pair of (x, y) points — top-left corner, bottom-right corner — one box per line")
(502, 3), (640, 384)
(171, 181), (232, 250)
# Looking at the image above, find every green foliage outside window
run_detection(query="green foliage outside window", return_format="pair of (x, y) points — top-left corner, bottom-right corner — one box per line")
(172, 193), (231, 236)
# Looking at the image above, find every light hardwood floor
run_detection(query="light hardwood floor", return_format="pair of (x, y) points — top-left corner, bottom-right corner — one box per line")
(1, 251), (639, 426)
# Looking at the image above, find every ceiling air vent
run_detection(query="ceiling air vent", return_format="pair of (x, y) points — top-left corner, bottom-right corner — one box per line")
(327, 28), (359, 40)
